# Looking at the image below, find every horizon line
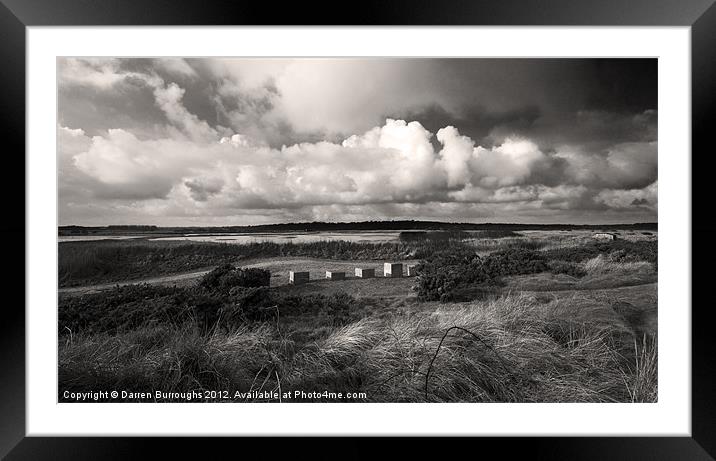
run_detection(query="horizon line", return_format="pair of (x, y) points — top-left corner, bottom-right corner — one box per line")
(58, 220), (659, 228)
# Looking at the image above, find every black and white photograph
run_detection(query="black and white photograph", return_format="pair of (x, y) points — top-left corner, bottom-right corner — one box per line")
(57, 57), (658, 404)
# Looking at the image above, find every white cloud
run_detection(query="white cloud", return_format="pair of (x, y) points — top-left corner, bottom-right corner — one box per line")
(59, 59), (218, 142)
(595, 181), (658, 209)
(59, 118), (658, 224)
(206, 58), (290, 89)
(57, 58), (658, 225)
(154, 58), (197, 78)
(219, 133), (261, 148)
(437, 126), (549, 189)
(152, 82), (217, 142)
(342, 119), (443, 196)
(201, 58), (472, 136)
(436, 126), (475, 188)
(58, 58), (125, 89)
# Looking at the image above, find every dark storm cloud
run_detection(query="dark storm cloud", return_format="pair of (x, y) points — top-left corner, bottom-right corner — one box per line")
(395, 59), (657, 152)
(487, 108), (657, 153)
(582, 59), (658, 113)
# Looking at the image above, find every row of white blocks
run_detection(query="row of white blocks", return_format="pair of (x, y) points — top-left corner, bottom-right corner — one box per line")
(289, 263), (417, 285)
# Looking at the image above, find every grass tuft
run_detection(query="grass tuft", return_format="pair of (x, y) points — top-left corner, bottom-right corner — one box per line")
(59, 293), (656, 403)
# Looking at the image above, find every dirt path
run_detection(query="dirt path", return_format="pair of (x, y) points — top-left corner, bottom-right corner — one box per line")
(58, 268), (214, 295)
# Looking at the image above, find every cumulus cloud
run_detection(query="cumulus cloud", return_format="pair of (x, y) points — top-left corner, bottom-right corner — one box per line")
(60, 117), (658, 224)
(73, 129), (188, 199)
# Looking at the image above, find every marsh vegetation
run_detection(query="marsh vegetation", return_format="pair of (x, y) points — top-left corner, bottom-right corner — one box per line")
(58, 229), (657, 402)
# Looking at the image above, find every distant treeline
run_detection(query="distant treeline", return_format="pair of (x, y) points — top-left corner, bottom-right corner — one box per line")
(59, 220), (658, 236)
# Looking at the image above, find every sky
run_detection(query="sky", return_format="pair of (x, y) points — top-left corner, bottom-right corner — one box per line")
(58, 58), (657, 226)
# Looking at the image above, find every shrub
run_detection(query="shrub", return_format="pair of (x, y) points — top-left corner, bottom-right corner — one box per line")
(226, 286), (276, 322)
(415, 240), (658, 303)
(190, 293), (229, 328)
(415, 247), (594, 302)
(543, 240), (657, 266)
(59, 282), (277, 335)
(59, 280), (361, 335)
(59, 284), (206, 334)
(481, 248), (549, 277)
(414, 249), (500, 302)
(199, 264), (270, 292)
(277, 292), (358, 324)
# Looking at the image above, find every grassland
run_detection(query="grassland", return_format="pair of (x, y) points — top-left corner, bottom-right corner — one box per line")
(58, 230), (657, 403)
(58, 238), (464, 288)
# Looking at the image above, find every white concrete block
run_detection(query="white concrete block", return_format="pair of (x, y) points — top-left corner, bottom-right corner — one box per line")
(384, 263), (403, 278)
(355, 268), (375, 278)
(325, 271), (345, 280)
(289, 271), (310, 284)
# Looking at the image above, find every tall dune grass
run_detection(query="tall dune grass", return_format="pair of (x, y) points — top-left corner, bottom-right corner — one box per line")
(622, 335), (658, 402)
(582, 254), (654, 275)
(59, 293), (656, 403)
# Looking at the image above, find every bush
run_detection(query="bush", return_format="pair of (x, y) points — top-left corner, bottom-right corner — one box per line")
(59, 282), (278, 335)
(481, 248), (549, 277)
(59, 278), (362, 335)
(59, 284), (212, 334)
(199, 264), (271, 292)
(415, 248), (589, 302)
(543, 240), (657, 266)
(226, 286), (276, 322)
(415, 240), (658, 302)
(414, 249), (500, 302)
(278, 292), (357, 324)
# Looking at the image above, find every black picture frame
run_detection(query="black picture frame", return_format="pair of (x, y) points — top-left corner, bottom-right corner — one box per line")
(2, 0), (713, 459)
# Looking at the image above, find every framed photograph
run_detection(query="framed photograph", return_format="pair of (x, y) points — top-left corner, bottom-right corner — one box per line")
(4, 0), (714, 458)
